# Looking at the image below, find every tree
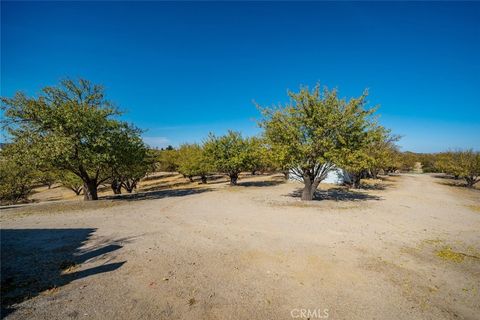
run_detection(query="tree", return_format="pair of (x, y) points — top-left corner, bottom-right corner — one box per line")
(436, 150), (480, 187)
(110, 126), (152, 193)
(0, 150), (39, 204)
(459, 150), (480, 187)
(267, 143), (294, 179)
(244, 136), (273, 175)
(204, 131), (250, 185)
(156, 149), (179, 172)
(259, 84), (377, 200)
(435, 152), (462, 179)
(367, 128), (401, 179)
(336, 124), (387, 189)
(399, 152), (418, 172)
(58, 171), (84, 196)
(38, 170), (57, 189)
(177, 143), (212, 183)
(1, 78), (145, 200)
(416, 153), (440, 173)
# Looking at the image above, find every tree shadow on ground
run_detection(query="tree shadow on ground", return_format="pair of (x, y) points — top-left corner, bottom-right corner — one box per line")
(432, 173), (456, 180)
(357, 183), (387, 191)
(376, 174), (399, 181)
(438, 181), (467, 187)
(142, 172), (179, 182)
(289, 187), (382, 201)
(0, 204), (30, 211)
(102, 187), (213, 202)
(437, 181), (480, 191)
(1, 229), (127, 318)
(431, 174), (475, 189)
(236, 180), (285, 187)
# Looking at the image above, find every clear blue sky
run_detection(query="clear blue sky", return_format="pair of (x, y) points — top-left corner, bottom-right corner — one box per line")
(1, 2), (479, 152)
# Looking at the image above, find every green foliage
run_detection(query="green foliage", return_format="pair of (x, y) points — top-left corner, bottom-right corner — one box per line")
(110, 126), (152, 193)
(435, 152), (462, 178)
(156, 149), (179, 172)
(259, 84), (377, 199)
(1, 78), (147, 200)
(177, 143), (212, 183)
(415, 153), (440, 173)
(436, 150), (480, 187)
(203, 131), (251, 185)
(0, 145), (40, 204)
(337, 125), (389, 187)
(392, 152), (437, 174)
(58, 171), (84, 195)
(244, 136), (274, 174)
(37, 169), (57, 189)
(398, 152), (419, 172)
(365, 127), (401, 178)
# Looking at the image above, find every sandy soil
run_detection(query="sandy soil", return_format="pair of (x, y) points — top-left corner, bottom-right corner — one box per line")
(1, 174), (479, 319)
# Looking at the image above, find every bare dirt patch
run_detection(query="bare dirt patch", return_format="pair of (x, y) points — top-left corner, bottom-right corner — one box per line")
(1, 174), (479, 319)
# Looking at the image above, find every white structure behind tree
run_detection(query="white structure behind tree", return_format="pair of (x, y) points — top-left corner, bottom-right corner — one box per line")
(289, 165), (351, 185)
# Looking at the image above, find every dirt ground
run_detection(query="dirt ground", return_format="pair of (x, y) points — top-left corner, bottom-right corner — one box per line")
(1, 173), (479, 319)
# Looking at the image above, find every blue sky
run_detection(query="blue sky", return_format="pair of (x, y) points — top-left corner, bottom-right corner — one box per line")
(1, 2), (479, 152)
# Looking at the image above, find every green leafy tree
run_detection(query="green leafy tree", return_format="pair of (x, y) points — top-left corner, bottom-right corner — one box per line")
(0, 144), (40, 204)
(0, 159), (37, 204)
(435, 152), (462, 179)
(336, 124), (388, 189)
(415, 153), (439, 173)
(177, 143), (212, 183)
(436, 150), (480, 187)
(367, 128), (401, 179)
(268, 144), (294, 179)
(38, 170), (57, 189)
(156, 149), (179, 172)
(204, 131), (250, 185)
(458, 150), (480, 187)
(1, 78), (145, 200)
(58, 171), (84, 195)
(244, 136), (274, 175)
(383, 148), (403, 174)
(259, 84), (377, 200)
(399, 152), (419, 172)
(110, 126), (152, 193)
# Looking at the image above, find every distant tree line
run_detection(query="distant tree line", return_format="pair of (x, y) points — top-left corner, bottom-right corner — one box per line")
(406, 150), (479, 188)
(1, 79), (478, 204)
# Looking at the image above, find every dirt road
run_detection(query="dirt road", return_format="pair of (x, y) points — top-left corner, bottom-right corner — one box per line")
(1, 174), (479, 319)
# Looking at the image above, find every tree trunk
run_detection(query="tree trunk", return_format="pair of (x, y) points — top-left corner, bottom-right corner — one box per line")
(283, 170), (289, 180)
(345, 172), (361, 189)
(70, 187), (82, 196)
(201, 175), (207, 184)
(251, 170), (256, 175)
(465, 176), (479, 188)
(126, 182), (135, 193)
(83, 180), (98, 200)
(301, 174), (317, 201)
(122, 179), (137, 193)
(188, 176), (194, 182)
(352, 175), (362, 189)
(229, 173), (238, 185)
(111, 180), (122, 195)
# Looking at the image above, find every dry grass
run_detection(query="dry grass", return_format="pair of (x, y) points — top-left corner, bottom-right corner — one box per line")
(436, 246), (465, 263)
(466, 205), (480, 213)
